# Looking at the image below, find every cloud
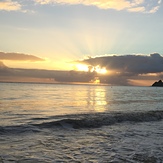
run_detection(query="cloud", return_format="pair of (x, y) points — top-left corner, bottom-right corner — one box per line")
(1, 53), (162, 86)
(75, 53), (163, 86)
(127, 6), (145, 13)
(0, 0), (21, 11)
(80, 53), (163, 75)
(35, 0), (162, 13)
(148, 5), (160, 14)
(0, 52), (45, 62)
(0, 65), (96, 84)
(1, 0), (161, 13)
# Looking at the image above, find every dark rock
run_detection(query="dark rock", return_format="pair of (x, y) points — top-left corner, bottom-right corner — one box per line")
(152, 80), (163, 87)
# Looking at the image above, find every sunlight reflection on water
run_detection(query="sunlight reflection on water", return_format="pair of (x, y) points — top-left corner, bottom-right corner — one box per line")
(0, 83), (163, 126)
(86, 87), (107, 112)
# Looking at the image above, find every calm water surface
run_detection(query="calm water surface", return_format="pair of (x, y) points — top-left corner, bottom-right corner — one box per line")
(0, 83), (163, 126)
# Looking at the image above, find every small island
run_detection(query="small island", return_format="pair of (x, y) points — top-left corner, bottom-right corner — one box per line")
(152, 80), (163, 87)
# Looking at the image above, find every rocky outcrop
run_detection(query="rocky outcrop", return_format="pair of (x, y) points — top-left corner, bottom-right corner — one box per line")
(152, 80), (163, 87)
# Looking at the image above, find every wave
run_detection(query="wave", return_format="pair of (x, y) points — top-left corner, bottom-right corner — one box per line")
(35, 110), (163, 129)
(1, 110), (163, 134)
(0, 125), (41, 135)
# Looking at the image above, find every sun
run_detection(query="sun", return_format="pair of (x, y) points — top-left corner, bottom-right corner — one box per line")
(75, 64), (107, 74)
(75, 64), (89, 72)
(94, 66), (107, 74)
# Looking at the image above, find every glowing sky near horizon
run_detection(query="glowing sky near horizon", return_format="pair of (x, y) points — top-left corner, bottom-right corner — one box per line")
(0, 0), (163, 70)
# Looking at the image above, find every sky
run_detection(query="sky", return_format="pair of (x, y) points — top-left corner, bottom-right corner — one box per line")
(0, 0), (163, 85)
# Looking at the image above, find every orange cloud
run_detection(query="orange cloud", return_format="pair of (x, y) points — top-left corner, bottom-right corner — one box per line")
(35, 0), (162, 13)
(128, 6), (145, 13)
(0, 0), (21, 11)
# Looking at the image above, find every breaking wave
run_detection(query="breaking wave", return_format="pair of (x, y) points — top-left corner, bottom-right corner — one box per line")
(36, 110), (163, 129)
(1, 110), (163, 134)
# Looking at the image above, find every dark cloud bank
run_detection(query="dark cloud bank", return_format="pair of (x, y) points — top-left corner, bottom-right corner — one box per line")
(0, 61), (95, 84)
(82, 53), (163, 75)
(80, 53), (163, 85)
(0, 53), (163, 86)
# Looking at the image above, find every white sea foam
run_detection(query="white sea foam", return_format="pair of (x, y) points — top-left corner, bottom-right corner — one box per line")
(1, 120), (163, 162)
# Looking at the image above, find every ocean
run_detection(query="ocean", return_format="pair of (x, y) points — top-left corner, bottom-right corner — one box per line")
(0, 82), (163, 163)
